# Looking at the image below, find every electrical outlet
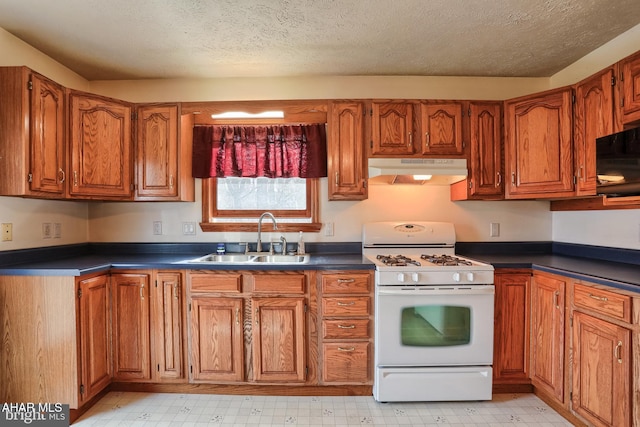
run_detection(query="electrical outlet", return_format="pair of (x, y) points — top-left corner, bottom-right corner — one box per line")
(54, 223), (62, 238)
(1, 223), (12, 241)
(324, 222), (334, 236)
(153, 221), (162, 235)
(490, 222), (500, 237)
(182, 222), (196, 235)
(42, 223), (52, 239)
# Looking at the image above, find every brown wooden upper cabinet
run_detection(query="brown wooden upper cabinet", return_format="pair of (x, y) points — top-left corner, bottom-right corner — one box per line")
(619, 49), (640, 124)
(504, 87), (575, 199)
(327, 101), (367, 200)
(418, 102), (465, 156)
(370, 101), (414, 156)
(451, 102), (503, 200)
(69, 91), (133, 199)
(573, 67), (618, 196)
(0, 67), (66, 198)
(135, 104), (194, 201)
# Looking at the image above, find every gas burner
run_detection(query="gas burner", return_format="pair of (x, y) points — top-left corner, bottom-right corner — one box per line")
(376, 254), (421, 267)
(420, 254), (473, 266)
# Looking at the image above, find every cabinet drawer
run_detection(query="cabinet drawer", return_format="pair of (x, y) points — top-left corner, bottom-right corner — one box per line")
(252, 273), (305, 293)
(574, 283), (631, 322)
(321, 273), (371, 294)
(322, 342), (370, 383)
(189, 273), (242, 293)
(322, 319), (370, 340)
(322, 297), (370, 316)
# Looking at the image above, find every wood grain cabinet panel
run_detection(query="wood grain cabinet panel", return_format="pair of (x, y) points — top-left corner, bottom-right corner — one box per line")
(0, 67), (66, 197)
(189, 296), (244, 382)
(419, 102), (464, 156)
(69, 91), (133, 199)
(492, 270), (530, 386)
(574, 67), (617, 196)
(504, 87), (575, 199)
(619, 50), (640, 124)
(77, 274), (112, 403)
(530, 272), (566, 404)
(135, 104), (195, 201)
(327, 101), (367, 200)
(111, 272), (151, 381)
(572, 312), (631, 427)
(252, 297), (306, 382)
(370, 101), (414, 156)
(151, 271), (185, 382)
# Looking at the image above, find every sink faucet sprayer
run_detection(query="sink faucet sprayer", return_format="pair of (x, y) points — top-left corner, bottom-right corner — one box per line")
(256, 212), (277, 253)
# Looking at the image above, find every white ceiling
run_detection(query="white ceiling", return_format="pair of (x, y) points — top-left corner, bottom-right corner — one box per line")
(1, 0), (640, 81)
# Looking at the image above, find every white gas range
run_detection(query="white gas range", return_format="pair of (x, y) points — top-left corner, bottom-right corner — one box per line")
(363, 221), (495, 403)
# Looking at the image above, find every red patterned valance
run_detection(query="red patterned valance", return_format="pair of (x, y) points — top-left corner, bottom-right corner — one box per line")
(192, 124), (327, 178)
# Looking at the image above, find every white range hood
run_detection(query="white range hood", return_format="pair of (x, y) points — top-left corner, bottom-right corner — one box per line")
(368, 158), (468, 185)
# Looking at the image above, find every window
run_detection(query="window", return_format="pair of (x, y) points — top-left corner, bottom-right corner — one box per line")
(200, 177), (321, 232)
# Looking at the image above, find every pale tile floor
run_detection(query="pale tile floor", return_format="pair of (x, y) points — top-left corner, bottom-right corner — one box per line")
(73, 392), (574, 426)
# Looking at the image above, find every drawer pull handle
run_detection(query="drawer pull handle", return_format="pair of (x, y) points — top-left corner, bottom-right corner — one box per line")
(337, 278), (355, 283)
(615, 341), (623, 364)
(589, 293), (608, 302)
(554, 290), (560, 309)
(338, 324), (356, 329)
(255, 308), (259, 325)
(140, 283), (144, 299)
(338, 347), (355, 352)
(173, 283), (179, 300)
(336, 301), (355, 306)
(235, 307), (240, 325)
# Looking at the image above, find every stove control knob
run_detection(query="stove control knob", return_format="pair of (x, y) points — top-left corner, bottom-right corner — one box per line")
(466, 272), (475, 282)
(452, 272), (461, 282)
(397, 273), (406, 283)
(411, 273), (419, 282)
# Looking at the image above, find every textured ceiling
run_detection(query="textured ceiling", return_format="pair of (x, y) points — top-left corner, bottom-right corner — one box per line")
(1, 0), (640, 80)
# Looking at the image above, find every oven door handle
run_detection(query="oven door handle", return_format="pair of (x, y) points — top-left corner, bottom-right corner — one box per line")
(377, 286), (494, 296)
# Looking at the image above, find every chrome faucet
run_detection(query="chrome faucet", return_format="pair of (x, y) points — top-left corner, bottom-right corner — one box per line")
(256, 212), (277, 253)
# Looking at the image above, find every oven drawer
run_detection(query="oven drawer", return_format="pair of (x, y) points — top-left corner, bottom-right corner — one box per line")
(322, 297), (370, 316)
(573, 283), (631, 322)
(321, 273), (371, 294)
(322, 342), (370, 383)
(322, 319), (370, 339)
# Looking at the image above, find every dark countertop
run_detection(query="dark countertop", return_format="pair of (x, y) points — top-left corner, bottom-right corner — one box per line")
(0, 241), (638, 294)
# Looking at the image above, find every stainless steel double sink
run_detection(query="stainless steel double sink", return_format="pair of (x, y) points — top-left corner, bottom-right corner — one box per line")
(186, 253), (310, 264)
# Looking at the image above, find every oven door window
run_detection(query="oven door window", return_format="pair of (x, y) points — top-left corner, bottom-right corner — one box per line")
(401, 305), (470, 346)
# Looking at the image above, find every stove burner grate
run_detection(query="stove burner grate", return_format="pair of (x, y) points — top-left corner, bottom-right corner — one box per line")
(420, 254), (473, 266)
(376, 254), (421, 267)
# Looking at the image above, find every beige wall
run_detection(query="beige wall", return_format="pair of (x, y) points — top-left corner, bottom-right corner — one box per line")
(2, 24), (640, 250)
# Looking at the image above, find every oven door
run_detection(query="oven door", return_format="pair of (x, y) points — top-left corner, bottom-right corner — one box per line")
(375, 285), (494, 366)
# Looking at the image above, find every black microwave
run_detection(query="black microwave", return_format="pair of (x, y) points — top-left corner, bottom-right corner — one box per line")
(596, 126), (640, 196)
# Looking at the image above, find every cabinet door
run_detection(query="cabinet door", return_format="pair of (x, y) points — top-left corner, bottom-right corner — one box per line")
(78, 275), (111, 403)
(530, 273), (565, 403)
(465, 102), (503, 199)
(574, 68), (616, 196)
(111, 273), (151, 381)
(505, 88), (574, 199)
(135, 104), (179, 199)
(29, 72), (66, 196)
(493, 272), (530, 384)
(420, 102), (464, 156)
(151, 271), (184, 382)
(252, 297), (306, 382)
(620, 50), (640, 124)
(69, 92), (132, 198)
(189, 297), (244, 382)
(370, 102), (414, 156)
(327, 101), (367, 200)
(572, 312), (631, 427)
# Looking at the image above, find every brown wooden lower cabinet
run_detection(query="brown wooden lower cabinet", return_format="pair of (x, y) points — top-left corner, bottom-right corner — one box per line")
(530, 271), (566, 404)
(492, 269), (531, 388)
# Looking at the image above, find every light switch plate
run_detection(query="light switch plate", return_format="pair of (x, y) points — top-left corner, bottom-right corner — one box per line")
(490, 222), (500, 237)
